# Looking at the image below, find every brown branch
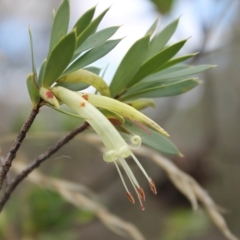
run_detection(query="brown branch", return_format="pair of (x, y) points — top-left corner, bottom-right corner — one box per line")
(0, 105), (41, 190)
(0, 121), (89, 212)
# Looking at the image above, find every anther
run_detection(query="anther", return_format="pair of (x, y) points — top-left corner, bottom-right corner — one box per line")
(149, 178), (157, 194)
(126, 192), (135, 204)
(137, 187), (146, 201)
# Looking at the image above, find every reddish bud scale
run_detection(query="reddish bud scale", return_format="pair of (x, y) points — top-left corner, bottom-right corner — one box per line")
(46, 91), (54, 98)
(109, 118), (122, 126)
(82, 93), (89, 101)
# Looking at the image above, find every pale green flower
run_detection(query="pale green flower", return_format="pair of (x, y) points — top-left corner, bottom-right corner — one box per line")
(52, 86), (157, 209)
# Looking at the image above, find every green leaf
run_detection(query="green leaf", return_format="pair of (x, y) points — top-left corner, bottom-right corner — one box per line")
(48, 0), (70, 54)
(38, 59), (47, 86)
(146, 17), (179, 60)
(73, 5), (96, 35)
(55, 82), (89, 91)
(110, 35), (150, 97)
(144, 64), (215, 82)
(26, 73), (40, 109)
(130, 39), (188, 86)
(84, 66), (101, 75)
(76, 8), (110, 50)
(28, 27), (37, 77)
(157, 53), (198, 72)
(63, 39), (121, 76)
(145, 17), (159, 36)
(74, 26), (120, 57)
(120, 78), (201, 100)
(122, 120), (181, 155)
(43, 30), (76, 88)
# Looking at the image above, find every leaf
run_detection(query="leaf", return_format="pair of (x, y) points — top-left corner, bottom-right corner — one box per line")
(157, 53), (198, 72)
(110, 35), (150, 97)
(42, 30), (76, 88)
(28, 27), (37, 77)
(122, 120), (181, 156)
(38, 59), (47, 86)
(120, 78), (201, 101)
(76, 8), (110, 50)
(100, 109), (125, 125)
(73, 5), (96, 35)
(146, 17), (179, 60)
(48, 0), (70, 54)
(74, 26), (120, 57)
(145, 17), (159, 36)
(84, 66), (101, 75)
(63, 39), (121, 76)
(144, 64), (215, 82)
(26, 73), (40, 109)
(130, 39), (188, 86)
(55, 82), (89, 91)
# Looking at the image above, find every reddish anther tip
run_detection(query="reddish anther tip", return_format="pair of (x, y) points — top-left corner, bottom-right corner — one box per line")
(141, 205), (145, 211)
(149, 178), (157, 194)
(126, 192), (135, 204)
(137, 187), (146, 201)
(46, 91), (54, 98)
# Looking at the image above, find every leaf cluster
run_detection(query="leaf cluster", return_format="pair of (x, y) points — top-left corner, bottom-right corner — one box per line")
(26, 0), (214, 157)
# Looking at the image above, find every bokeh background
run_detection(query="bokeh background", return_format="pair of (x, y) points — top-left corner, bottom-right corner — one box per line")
(0, 0), (240, 239)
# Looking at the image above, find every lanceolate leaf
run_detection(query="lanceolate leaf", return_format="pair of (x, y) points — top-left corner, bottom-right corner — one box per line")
(48, 0), (70, 54)
(76, 8), (110, 50)
(63, 39), (121, 76)
(55, 82), (89, 91)
(73, 5), (96, 35)
(74, 26), (120, 57)
(130, 39), (188, 86)
(43, 30), (76, 88)
(84, 66), (101, 75)
(145, 17), (159, 36)
(157, 53), (198, 72)
(144, 64), (215, 82)
(28, 27), (37, 77)
(122, 120), (181, 156)
(38, 59), (47, 86)
(110, 35), (150, 97)
(120, 78), (201, 100)
(146, 17), (180, 60)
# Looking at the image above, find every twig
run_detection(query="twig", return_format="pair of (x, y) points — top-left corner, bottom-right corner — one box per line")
(0, 121), (89, 212)
(0, 105), (41, 190)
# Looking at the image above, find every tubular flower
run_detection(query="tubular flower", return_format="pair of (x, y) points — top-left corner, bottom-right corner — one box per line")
(52, 86), (157, 210)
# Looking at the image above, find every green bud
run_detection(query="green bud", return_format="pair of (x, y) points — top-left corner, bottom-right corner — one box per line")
(128, 99), (156, 111)
(57, 69), (111, 97)
(26, 73), (40, 110)
(39, 87), (59, 108)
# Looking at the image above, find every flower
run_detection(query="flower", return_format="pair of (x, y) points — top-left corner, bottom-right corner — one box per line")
(52, 86), (157, 210)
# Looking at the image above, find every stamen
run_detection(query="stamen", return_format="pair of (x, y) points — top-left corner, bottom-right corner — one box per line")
(149, 178), (157, 194)
(131, 153), (151, 182)
(119, 158), (140, 188)
(126, 192), (135, 204)
(137, 187), (146, 201)
(114, 162), (130, 193)
(118, 158), (145, 210)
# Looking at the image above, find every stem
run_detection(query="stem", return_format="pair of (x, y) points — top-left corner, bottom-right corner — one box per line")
(0, 105), (41, 190)
(0, 122), (89, 212)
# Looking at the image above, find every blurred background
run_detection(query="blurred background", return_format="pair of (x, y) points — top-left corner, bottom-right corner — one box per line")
(0, 0), (240, 239)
